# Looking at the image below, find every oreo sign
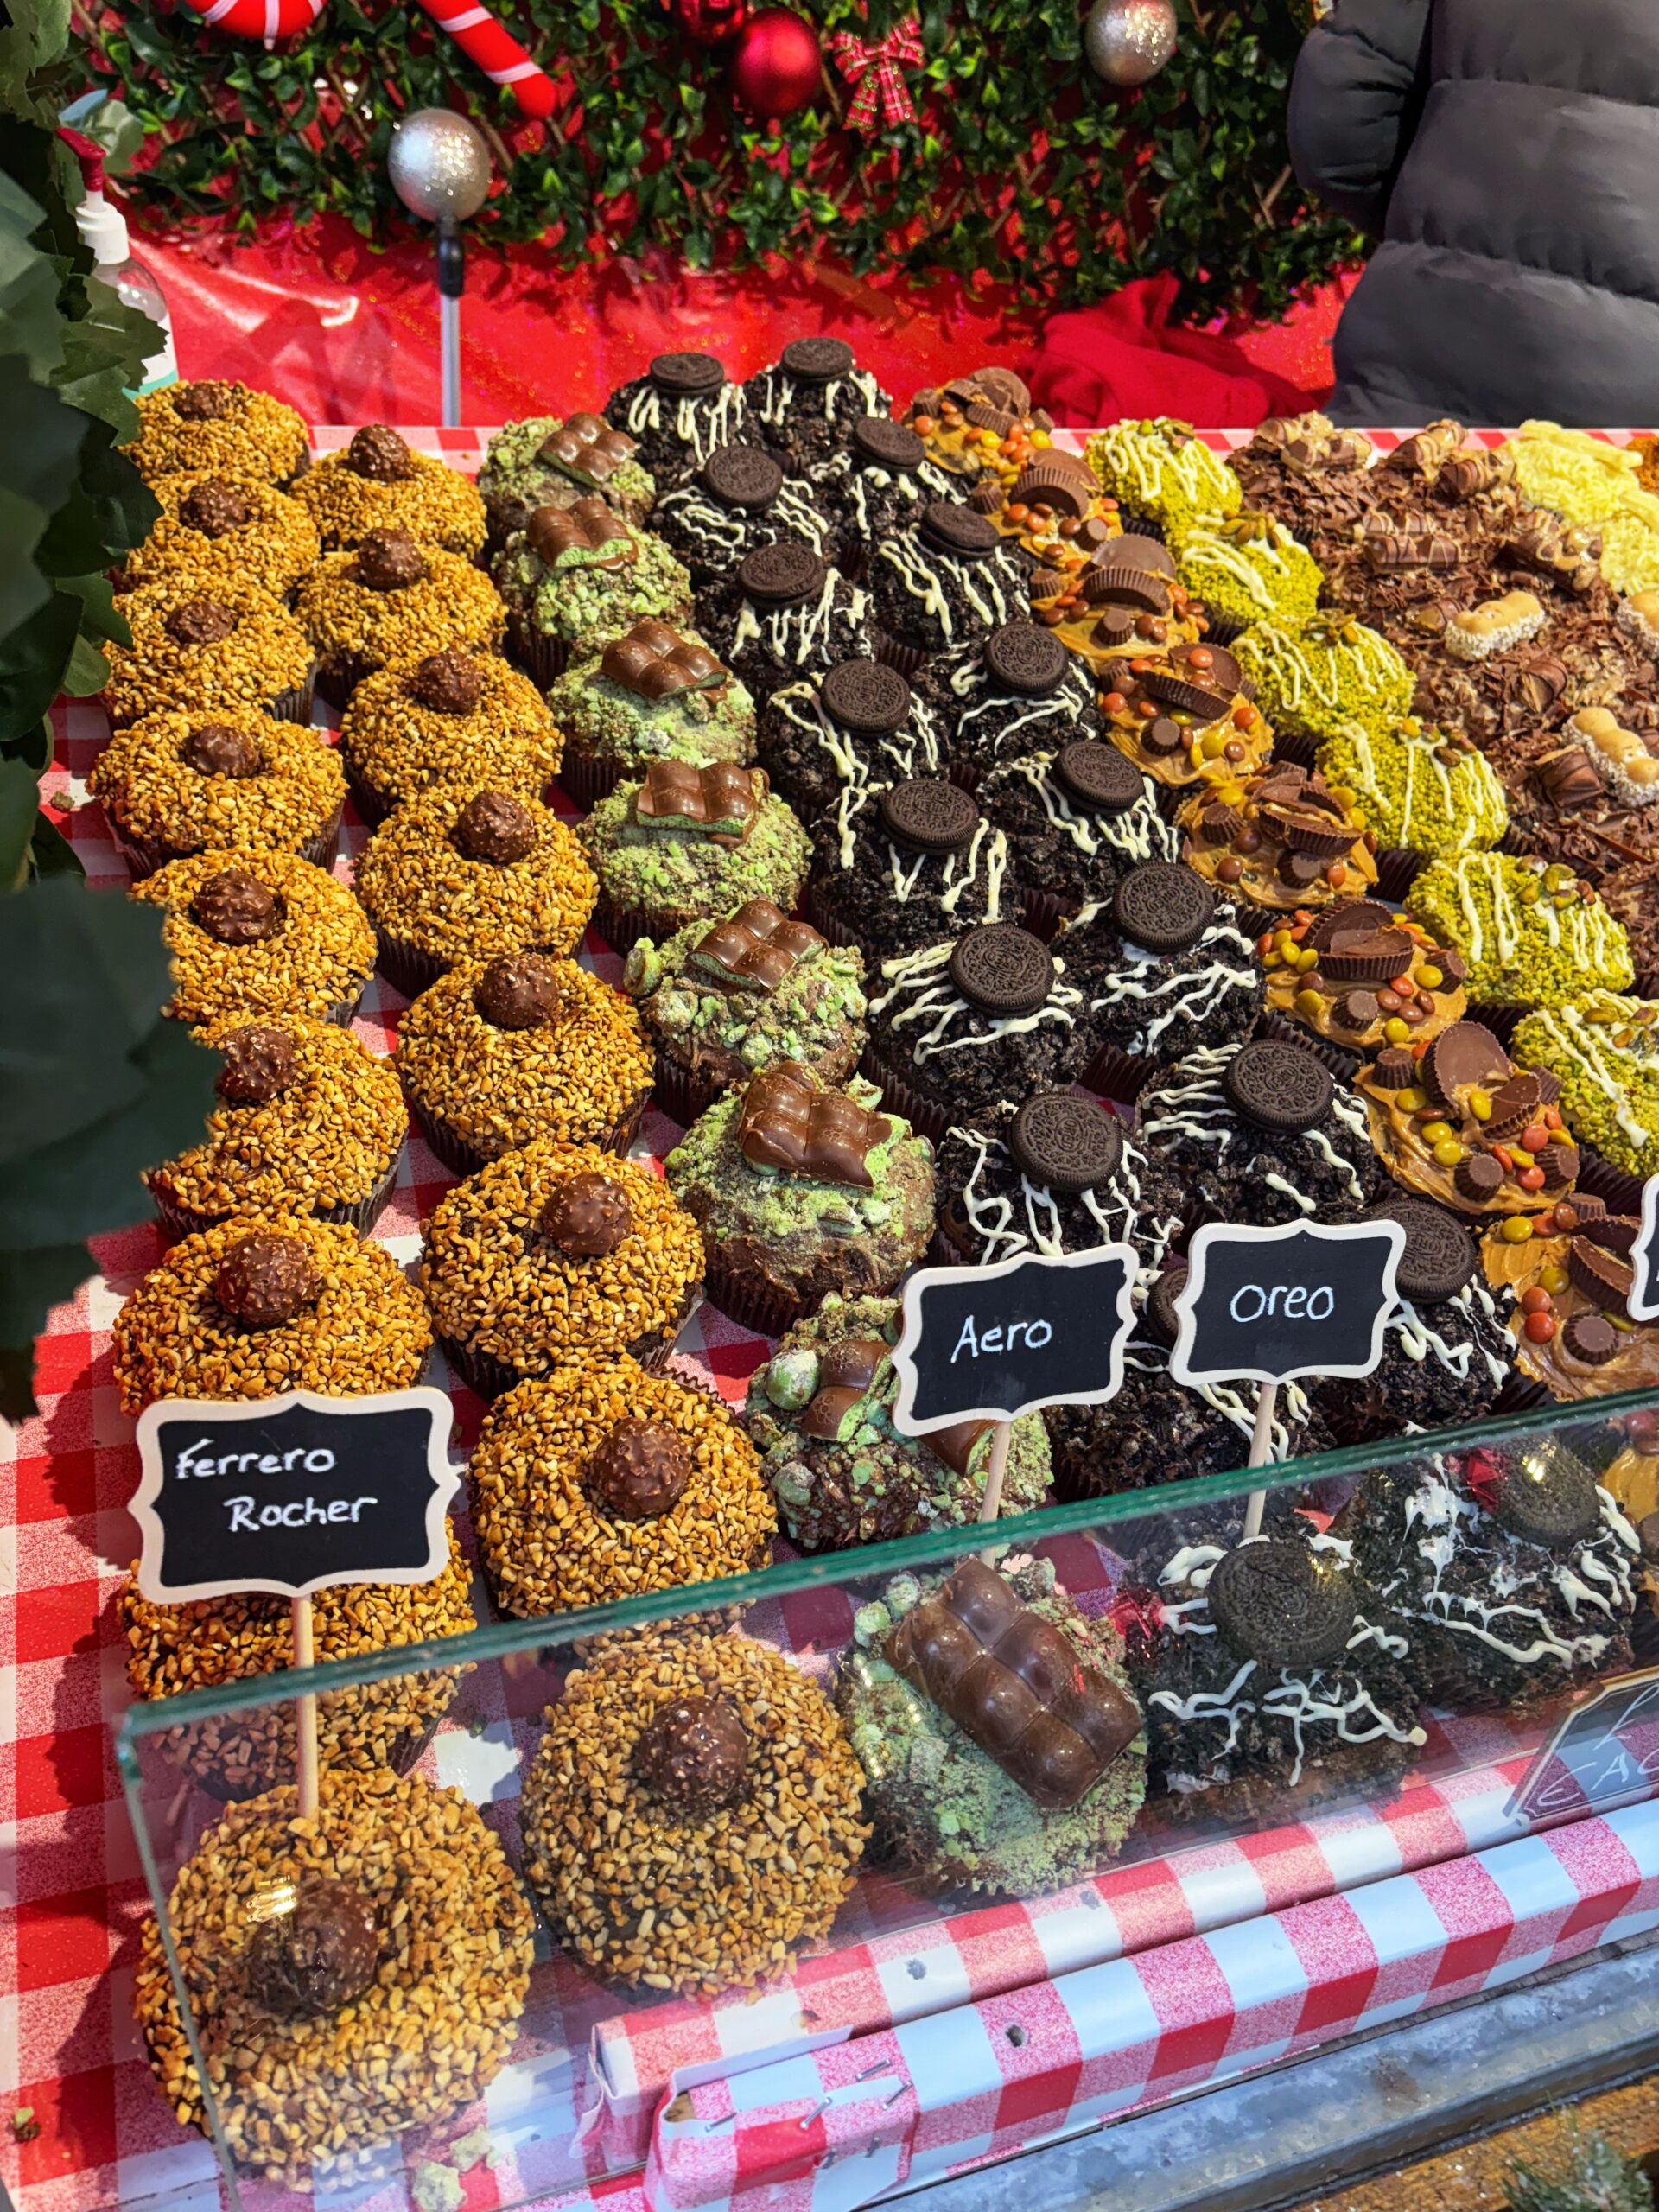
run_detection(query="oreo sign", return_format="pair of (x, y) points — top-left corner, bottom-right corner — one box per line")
(1170, 1218), (1407, 1389)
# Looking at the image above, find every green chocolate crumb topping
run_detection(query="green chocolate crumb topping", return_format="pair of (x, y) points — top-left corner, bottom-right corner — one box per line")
(1408, 851), (1634, 1009)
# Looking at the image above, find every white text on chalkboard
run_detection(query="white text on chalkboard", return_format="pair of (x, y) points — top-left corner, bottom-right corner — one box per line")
(226, 1494), (379, 1529)
(1226, 1282), (1336, 1324)
(177, 1437), (340, 1479)
(951, 1313), (1055, 1362)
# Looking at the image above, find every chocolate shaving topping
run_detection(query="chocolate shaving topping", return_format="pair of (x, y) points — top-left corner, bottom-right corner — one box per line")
(602, 619), (727, 702)
(214, 1231), (321, 1328)
(345, 424), (417, 482)
(541, 1171), (632, 1258)
(165, 598), (238, 647)
(737, 1062), (892, 1190)
(179, 480), (253, 538)
(588, 1418), (692, 1522)
(355, 528), (428, 591)
(475, 951), (563, 1030)
(634, 1695), (749, 1815)
(216, 1023), (298, 1106)
(690, 899), (823, 992)
(410, 648), (486, 715)
(527, 496), (638, 570)
(634, 759), (760, 836)
(190, 868), (283, 946)
(181, 721), (263, 779)
(538, 411), (638, 488)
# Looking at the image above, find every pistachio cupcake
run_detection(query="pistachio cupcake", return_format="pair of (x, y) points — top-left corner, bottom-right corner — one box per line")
(1236, 613), (1415, 753)
(1318, 718), (1508, 893)
(119, 472), (321, 600)
(291, 424), (486, 554)
(1084, 417), (1243, 537)
(145, 1015), (405, 1237)
(337, 648), (562, 825)
(468, 1359), (774, 1618)
(132, 851), (377, 1027)
(624, 902), (867, 1125)
(544, 620), (757, 809)
(1408, 852), (1635, 1012)
(1513, 994), (1659, 1180)
(353, 783), (597, 995)
(296, 532), (504, 707)
(421, 1140), (705, 1397)
(112, 1217), (432, 1413)
(1173, 510), (1321, 639)
(494, 498), (692, 683)
(579, 760), (810, 952)
(129, 379), (309, 487)
(477, 412), (656, 546)
(397, 953), (653, 1173)
(102, 577), (315, 728)
(89, 710), (346, 877)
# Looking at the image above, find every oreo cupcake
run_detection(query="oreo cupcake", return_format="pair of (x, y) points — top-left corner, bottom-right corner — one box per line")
(1260, 901), (1469, 1075)
(397, 953), (654, 1173)
(812, 417), (965, 574)
(477, 413), (655, 547)
(296, 532), (504, 708)
(649, 443), (837, 582)
(545, 620), (756, 808)
(1135, 1035), (1384, 1227)
(89, 710), (346, 876)
(742, 337), (892, 471)
(863, 920), (1099, 1141)
(1179, 761), (1379, 924)
(132, 853), (377, 1027)
(867, 503), (1031, 675)
(838, 1553), (1146, 1897)
(353, 783), (597, 995)
(420, 1141), (705, 1397)
(602, 350), (752, 486)
(745, 1291), (1052, 1549)
(338, 649), (563, 825)
(693, 538), (874, 703)
(1128, 1528), (1426, 1824)
(291, 424), (486, 555)
(759, 659), (948, 819)
(976, 742), (1180, 935)
(495, 499), (692, 683)
(920, 620), (1102, 785)
(102, 579), (314, 729)
(119, 472), (320, 600)
(623, 902), (867, 1126)
(579, 760), (810, 952)
(129, 379), (308, 487)
(809, 778), (1020, 961)
(665, 1065), (934, 1332)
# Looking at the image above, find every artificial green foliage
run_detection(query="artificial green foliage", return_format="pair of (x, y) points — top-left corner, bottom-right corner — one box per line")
(87, 0), (1360, 321)
(1505, 2127), (1653, 2212)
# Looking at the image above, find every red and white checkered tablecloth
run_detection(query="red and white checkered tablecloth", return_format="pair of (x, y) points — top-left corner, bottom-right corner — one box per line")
(6, 425), (1657, 2212)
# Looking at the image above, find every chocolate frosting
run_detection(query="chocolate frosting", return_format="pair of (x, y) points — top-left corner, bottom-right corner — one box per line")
(737, 1062), (891, 1189)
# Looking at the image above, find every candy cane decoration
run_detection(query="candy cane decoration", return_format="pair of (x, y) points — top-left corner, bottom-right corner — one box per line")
(178, 0), (325, 36)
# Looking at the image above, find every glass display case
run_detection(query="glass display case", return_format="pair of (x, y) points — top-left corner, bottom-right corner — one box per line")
(116, 1386), (1659, 2212)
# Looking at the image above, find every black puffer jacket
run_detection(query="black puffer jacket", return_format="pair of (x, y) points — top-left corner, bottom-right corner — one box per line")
(1290, 0), (1659, 425)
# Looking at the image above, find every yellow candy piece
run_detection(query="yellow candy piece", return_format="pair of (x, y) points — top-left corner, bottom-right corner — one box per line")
(1294, 988), (1325, 1020)
(1395, 1087), (1427, 1112)
(1201, 730), (1228, 760)
(1383, 1018), (1410, 1046)
(1296, 945), (1321, 971)
(1432, 1137), (1464, 1167)
(1509, 1145), (1534, 1167)
(1421, 1120), (1452, 1144)
(1501, 1216), (1535, 1243)
(1540, 1265), (1570, 1294)
(1416, 963), (1443, 989)
(1469, 1090), (1491, 1120)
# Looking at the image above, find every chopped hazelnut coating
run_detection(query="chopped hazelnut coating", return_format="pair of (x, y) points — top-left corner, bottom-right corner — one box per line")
(102, 575), (314, 728)
(296, 545), (503, 683)
(89, 708), (346, 862)
(120, 469), (321, 597)
(129, 380), (309, 486)
(339, 650), (563, 815)
(292, 435), (488, 554)
(131, 849), (376, 1025)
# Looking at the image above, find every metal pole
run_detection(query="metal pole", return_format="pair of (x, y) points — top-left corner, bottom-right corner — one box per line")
(437, 217), (464, 429)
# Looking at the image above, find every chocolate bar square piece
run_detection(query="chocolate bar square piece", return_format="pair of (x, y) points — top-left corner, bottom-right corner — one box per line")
(737, 1060), (891, 1187)
(526, 495), (639, 571)
(602, 620), (728, 702)
(689, 899), (825, 991)
(633, 759), (764, 838)
(539, 412), (639, 491)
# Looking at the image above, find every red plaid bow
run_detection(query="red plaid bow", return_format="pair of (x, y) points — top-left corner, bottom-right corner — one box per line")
(830, 15), (924, 130)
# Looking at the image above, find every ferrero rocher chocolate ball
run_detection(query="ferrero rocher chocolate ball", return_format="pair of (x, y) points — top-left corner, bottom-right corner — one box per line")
(245, 1877), (379, 2018)
(454, 789), (537, 865)
(346, 423), (418, 482)
(174, 382), (234, 423)
(179, 480), (253, 539)
(588, 1418), (691, 1521)
(215, 1022), (299, 1105)
(474, 952), (562, 1031)
(355, 528), (428, 591)
(634, 1694), (750, 1815)
(166, 598), (238, 647)
(190, 868), (283, 945)
(182, 721), (264, 779)
(213, 1231), (322, 1327)
(540, 1172), (632, 1258)
(410, 648), (486, 715)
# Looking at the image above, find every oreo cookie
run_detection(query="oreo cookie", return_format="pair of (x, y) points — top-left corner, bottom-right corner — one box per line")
(878, 779), (980, 855)
(701, 444), (784, 512)
(1009, 1090), (1123, 1195)
(738, 537), (827, 606)
(782, 337), (855, 384)
(1145, 1262), (1187, 1347)
(1110, 861), (1216, 953)
(948, 923), (1055, 1016)
(919, 503), (1001, 560)
(850, 417), (928, 472)
(1206, 1540), (1357, 1670)
(983, 621), (1069, 698)
(820, 658), (912, 734)
(1055, 741), (1143, 814)
(1221, 1039), (1334, 1134)
(1365, 1196), (1476, 1303)
(650, 351), (725, 396)
(1486, 1443), (1602, 1549)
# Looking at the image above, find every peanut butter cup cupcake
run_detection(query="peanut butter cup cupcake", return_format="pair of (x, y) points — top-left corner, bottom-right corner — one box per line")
(579, 760), (809, 952)
(397, 953), (653, 1173)
(291, 424), (486, 554)
(89, 709), (346, 876)
(132, 851), (377, 1027)
(337, 648), (562, 824)
(119, 472), (321, 600)
(353, 783), (597, 995)
(297, 533), (504, 709)
(102, 577), (315, 728)
(129, 380), (309, 487)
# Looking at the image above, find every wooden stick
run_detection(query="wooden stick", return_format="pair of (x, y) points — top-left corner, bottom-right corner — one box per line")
(977, 1419), (1013, 1560)
(1242, 1381), (1280, 1542)
(291, 1594), (319, 1821)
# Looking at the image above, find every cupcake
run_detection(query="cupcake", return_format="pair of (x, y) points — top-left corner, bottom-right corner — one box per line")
(838, 1553), (1145, 1896)
(693, 537), (875, 702)
(758, 658), (948, 819)
(601, 350), (753, 486)
(866, 503), (1031, 674)
(579, 760), (809, 952)
(1128, 1527), (1426, 1823)
(648, 442), (838, 582)
(1318, 719), (1507, 882)
(420, 1140), (704, 1396)
(1229, 413), (1376, 553)
(1029, 536), (1210, 685)
(623, 902), (867, 1125)
(467, 1359), (774, 1617)
(1482, 1193), (1659, 1400)
(544, 620), (757, 810)
(1259, 899), (1469, 1073)
(742, 337), (892, 471)
(118, 471), (320, 600)
(1235, 612), (1415, 750)
(88, 709), (346, 877)
(133, 1771), (531, 2192)
(919, 620), (1102, 785)
(665, 1064), (934, 1332)
(1179, 760), (1380, 922)
(1408, 852), (1635, 1011)
(131, 851), (377, 1027)
(1136, 1035), (1384, 1227)
(1098, 638), (1275, 797)
(337, 648), (561, 825)
(397, 952), (652, 1173)
(476, 412), (655, 546)
(495, 497), (692, 683)
(1356, 1019), (1581, 1218)
(1084, 418), (1243, 538)
(353, 782), (597, 995)
(1173, 510), (1321, 639)
(981, 448), (1124, 582)
(118, 1537), (474, 1798)
(129, 379), (308, 487)
(144, 1015), (404, 1237)
(808, 778), (1021, 960)
(811, 416), (965, 571)
(1487, 711), (1659, 887)
(520, 1630), (867, 1998)
(744, 1291), (1051, 1549)
(101, 577), (315, 728)
(112, 1217), (431, 1413)
(976, 743), (1180, 934)
(1513, 993), (1659, 1180)
(291, 424), (486, 554)
(901, 365), (1050, 480)
(296, 533), (504, 708)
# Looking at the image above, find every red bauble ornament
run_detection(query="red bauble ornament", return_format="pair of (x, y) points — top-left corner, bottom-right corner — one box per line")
(728, 7), (821, 119)
(675, 0), (747, 42)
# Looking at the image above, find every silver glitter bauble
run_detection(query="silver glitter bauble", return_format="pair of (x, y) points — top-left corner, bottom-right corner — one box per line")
(1083, 0), (1178, 86)
(389, 109), (492, 224)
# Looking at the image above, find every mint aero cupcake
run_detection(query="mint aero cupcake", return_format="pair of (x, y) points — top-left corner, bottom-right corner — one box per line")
(129, 379), (309, 488)
(338, 649), (562, 825)
(580, 760), (810, 953)
(496, 497), (693, 683)
(89, 710), (346, 876)
(1408, 852), (1635, 1012)
(119, 472), (321, 600)
(102, 578), (315, 729)
(296, 533), (504, 708)
(132, 853), (377, 1027)
(666, 1065), (934, 1332)
(476, 412), (656, 548)
(544, 620), (757, 809)
(1084, 417), (1243, 538)
(647, 442), (838, 583)
(291, 424), (486, 555)
(741, 336), (893, 472)
(1173, 510), (1321, 641)
(624, 902), (867, 1125)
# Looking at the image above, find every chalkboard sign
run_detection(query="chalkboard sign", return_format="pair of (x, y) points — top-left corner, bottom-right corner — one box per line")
(1627, 1176), (1659, 1323)
(890, 1243), (1138, 1436)
(1507, 1666), (1659, 1822)
(133, 1387), (460, 1603)
(1169, 1218), (1406, 1389)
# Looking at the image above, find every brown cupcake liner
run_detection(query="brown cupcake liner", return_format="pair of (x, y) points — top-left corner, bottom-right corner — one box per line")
(507, 609), (570, 688)
(1232, 896), (1306, 938)
(1466, 1000), (1522, 1048)
(186, 1709), (442, 1806)
(870, 626), (930, 680)
(1253, 1007), (1363, 1081)
(374, 931), (448, 999)
(591, 890), (715, 957)
(1199, 610), (1246, 646)
(439, 1281), (702, 1401)
(557, 747), (630, 810)
(650, 1049), (732, 1130)
(696, 1261), (820, 1338)
(1490, 1371), (1554, 1417)
(1272, 728), (1319, 770)
(1573, 1141), (1649, 1216)
(1374, 846), (1425, 903)
(341, 757), (394, 829)
(150, 1148), (403, 1243)
(804, 876), (865, 952)
(321, 982), (371, 1029)
(110, 804), (343, 883)
(1152, 775), (1192, 825)
(1081, 1038), (1157, 1105)
(314, 652), (379, 712)
(858, 1039), (950, 1143)
(1020, 886), (1079, 942)
(408, 1086), (650, 1179)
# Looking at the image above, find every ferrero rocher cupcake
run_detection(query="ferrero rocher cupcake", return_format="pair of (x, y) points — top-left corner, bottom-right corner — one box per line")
(397, 953), (653, 1173)
(353, 783), (598, 995)
(291, 423), (487, 554)
(112, 1217), (432, 1414)
(468, 1359), (775, 1617)
(118, 472), (321, 600)
(131, 851), (377, 1027)
(102, 577), (315, 728)
(118, 1535), (474, 1798)
(296, 531), (504, 707)
(337, 648), (562, 825)
(129, 379), (309, 488)
(89, 709), (346, 876)
(421, 1140), (704, 1397)
(144, 1016), (405, 1238)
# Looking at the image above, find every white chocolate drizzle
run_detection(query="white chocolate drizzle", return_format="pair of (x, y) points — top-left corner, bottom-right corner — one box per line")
(869, 938), (1080, 1059)
(622, 380), (748, 466)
